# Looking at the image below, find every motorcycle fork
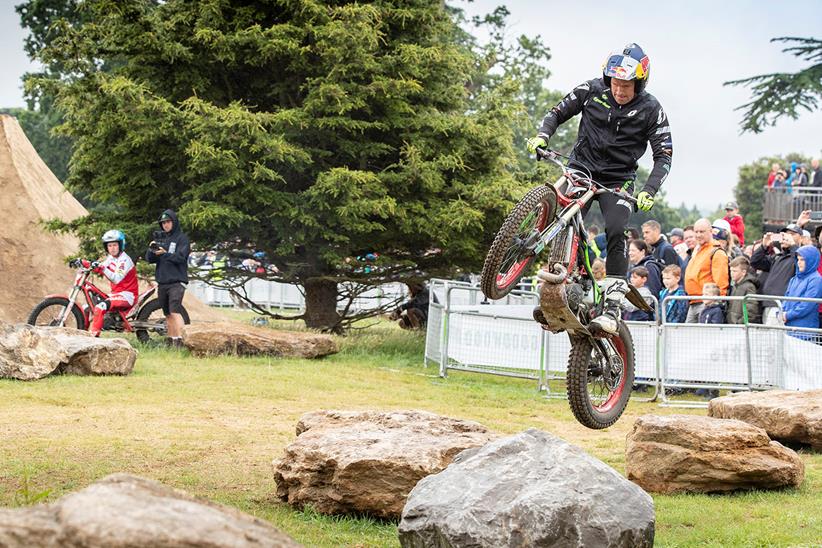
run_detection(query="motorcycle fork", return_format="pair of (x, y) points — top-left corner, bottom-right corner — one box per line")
(58, 277), (86, 326)
(535, 188), (595, 255)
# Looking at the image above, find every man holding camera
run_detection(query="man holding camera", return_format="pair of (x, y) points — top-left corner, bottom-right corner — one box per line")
(147, 210), (190, 347)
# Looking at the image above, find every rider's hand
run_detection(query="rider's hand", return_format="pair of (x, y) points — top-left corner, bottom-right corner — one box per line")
(526, 136), (548, 155)
(636, 191), (655, 212)
(80, 259), (92, 269)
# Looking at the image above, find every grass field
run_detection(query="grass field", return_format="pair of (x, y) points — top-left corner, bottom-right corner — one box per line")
(0, 319), (819, 547)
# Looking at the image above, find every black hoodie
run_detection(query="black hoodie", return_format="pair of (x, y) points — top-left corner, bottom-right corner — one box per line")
(146, 209), (190, 284)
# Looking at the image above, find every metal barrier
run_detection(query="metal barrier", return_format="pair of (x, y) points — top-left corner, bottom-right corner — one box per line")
(425, 279), (662, 402)
(658, 293), (822, 407)
(425, 280), (822, 408)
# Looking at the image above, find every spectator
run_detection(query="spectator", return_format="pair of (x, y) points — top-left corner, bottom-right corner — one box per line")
(147, 210), (190, 348)
(811, 158), (821, 187)
(781, 246), (822, 337)
(723, 201), (745, 246)
(591, 258), (607, 281)
(795, 164), (809, 187)
(713, 219), (744, 260)
(801, 229), (813, 247)
(623, 267), (655, 321)
(698, 283), (725, 324)
(773, 169), (786, 189)
(627, 239), (664, 298)
(391, 282), (430, 329)
(642, 220), (679, 266)
(751, 223), (803, 325)
(624, 226), (641, 241)
(587, 225), (604, 259)
(593, 233), (608, 259)
(660, 264), (687, 323)
(684, 218), (729, 322)
(766, 162), (779, 189)
(668, 227), (684, 246)
(727, 256), (761, 324)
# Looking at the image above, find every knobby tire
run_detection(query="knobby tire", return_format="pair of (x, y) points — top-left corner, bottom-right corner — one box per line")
(27, 297), (85, 329)
(566, 322), (635, 429)
(481, 185), (555, 300)
(135, 299), (190, 343)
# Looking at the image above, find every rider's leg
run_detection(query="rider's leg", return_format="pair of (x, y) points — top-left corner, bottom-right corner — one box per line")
(90, 300), (109, 337)
(589, 189), (633, 335)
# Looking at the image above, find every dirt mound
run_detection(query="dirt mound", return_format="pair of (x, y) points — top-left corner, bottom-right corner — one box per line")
(0, 114), (223, 324)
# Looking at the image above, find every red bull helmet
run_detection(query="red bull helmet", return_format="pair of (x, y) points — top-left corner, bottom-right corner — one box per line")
(603, 43), (650, 93)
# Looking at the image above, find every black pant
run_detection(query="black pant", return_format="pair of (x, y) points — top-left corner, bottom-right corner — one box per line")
(157, 282), (186, 316)
(583, 184), (634, 276)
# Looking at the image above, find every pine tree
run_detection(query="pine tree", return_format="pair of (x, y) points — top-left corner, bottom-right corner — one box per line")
(29, 0), (527, 330)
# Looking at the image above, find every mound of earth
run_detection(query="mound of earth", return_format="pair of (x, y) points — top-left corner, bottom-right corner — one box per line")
(0, 114), (224, 325)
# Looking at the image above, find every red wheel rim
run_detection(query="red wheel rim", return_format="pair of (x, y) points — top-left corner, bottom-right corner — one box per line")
(593, 334), (628, 412)
(495, 200), (551, 291)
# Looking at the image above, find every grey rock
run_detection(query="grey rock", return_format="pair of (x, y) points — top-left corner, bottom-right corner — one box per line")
(0, 473), (300, 547)
(0, 323), (135, 380)
(399, 428), (654, 548)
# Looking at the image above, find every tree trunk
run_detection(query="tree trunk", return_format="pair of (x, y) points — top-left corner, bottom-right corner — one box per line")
(303, 277), (340, 331)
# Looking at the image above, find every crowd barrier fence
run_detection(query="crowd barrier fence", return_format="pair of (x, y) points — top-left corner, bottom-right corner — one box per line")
(424, 280), (822, 408)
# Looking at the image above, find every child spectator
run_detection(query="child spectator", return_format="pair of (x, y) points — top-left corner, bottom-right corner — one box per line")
(591, 258), (606, 281)
(698, 283), (725, 324)
(781, 245), (822, 338)
(727, 257), (761, 324)
(623, 267), (655, 322)
(660, 264), (687, 323)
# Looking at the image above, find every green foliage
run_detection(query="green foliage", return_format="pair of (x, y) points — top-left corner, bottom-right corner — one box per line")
(23, 0), (535, 328)
(732, 152), (810, 241)
(726, 37), (822, 133)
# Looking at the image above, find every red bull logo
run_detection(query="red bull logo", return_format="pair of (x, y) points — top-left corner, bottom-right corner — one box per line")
(636, 56), (650, 79)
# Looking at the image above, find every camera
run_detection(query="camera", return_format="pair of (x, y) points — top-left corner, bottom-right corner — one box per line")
(149, 241), (161, 251)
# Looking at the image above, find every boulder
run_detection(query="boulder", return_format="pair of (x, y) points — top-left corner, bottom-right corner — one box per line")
(625, 414), (804, 494)
(708, 389), (822, 450)
(0, 473), (300, 547)
(183, 322), (338, 358)
(273, 410), (495, 519)
(0, 322), (135, 380)
(399, 429), (654, 548)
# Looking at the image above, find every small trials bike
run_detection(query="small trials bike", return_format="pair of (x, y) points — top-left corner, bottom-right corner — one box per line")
(480, 148), (651, 429)
(27, 259), (190, 343)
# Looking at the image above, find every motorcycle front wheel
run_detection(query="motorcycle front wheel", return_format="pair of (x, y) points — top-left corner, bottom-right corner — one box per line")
(566, 321), (635, 429)
(480, 185), (556, 300)
(134, 299), (191, 343)
(27, 297), (86, 329)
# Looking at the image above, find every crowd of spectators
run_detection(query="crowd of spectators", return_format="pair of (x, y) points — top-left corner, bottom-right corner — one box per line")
(587, 204), (822, 336)
(766, 159), (822, 193)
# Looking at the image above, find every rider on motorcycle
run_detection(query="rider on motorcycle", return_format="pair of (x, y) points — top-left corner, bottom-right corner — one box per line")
(527, 43), (673, 335)
(88, 229), (139, 336)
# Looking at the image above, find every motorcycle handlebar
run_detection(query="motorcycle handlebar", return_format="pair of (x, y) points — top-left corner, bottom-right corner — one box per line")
(536, 147), (639, 205)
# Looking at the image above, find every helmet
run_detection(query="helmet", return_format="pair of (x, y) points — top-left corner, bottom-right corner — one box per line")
(102, 229), (126, 254)
(603, 43), (650, 93)
(253, 251), (266, 260)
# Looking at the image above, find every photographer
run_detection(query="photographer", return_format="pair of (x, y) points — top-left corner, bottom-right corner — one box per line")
(147, 210), (190, 347)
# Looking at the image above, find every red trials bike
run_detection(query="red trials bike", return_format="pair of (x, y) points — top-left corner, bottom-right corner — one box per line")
(27, 259), (190, 343)
(480, 148), (651, 429)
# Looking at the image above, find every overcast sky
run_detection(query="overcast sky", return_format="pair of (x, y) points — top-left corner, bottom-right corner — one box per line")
(2, 1), (821, 211)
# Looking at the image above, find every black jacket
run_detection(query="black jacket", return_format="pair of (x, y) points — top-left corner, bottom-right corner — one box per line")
(634, 255), (664, 302)
(651, 236), (679, 267)
(539, 78), (672, 194)
(750, 243), (798, 307)
(147, 209), (190, 284)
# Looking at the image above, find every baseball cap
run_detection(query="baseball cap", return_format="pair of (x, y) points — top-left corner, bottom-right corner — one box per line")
(159, 212), (173, 222)
(668, 228), (684, 239)
(802, 229), (811, 239)
(724, 201), (738, 210)
(781, 223), (803, 235)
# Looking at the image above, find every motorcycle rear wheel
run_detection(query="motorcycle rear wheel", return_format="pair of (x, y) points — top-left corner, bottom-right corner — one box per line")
(566, 322), (635, 429)
(481, 185), (556, 300)
(134, 299), (191, 344)
(27, 297), (85, 329)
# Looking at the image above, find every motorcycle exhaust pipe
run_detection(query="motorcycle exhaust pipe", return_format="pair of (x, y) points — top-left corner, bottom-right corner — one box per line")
(537, 263), (567, 284)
